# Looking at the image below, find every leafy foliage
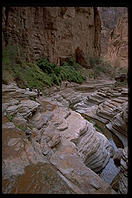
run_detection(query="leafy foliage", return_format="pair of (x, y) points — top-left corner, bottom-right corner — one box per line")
(2, 46), (86, 90)
(36, 57), (86, 86)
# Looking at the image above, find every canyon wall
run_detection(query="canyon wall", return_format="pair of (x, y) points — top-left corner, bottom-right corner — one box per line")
(98, 7), (128, 56)
(2, 7), (101, 67)
(105, 15), (128, 68)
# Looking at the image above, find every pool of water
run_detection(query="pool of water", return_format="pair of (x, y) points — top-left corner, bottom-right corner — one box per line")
(68, 104), (123, 186)
(81, 114), (123, 185)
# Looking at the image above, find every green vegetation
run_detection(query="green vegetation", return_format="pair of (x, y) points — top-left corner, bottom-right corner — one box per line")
(2, 44), (127, 90)
(36, 57), (86, 85)
(2, 45), (86, 90)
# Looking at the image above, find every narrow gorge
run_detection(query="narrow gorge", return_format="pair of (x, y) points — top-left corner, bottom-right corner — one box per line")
(2, 7), (128, 194)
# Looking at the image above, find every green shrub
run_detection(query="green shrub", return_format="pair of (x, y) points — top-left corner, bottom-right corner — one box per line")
(13, 63), (54, 89)
(60, 65), (85, 83)
(3, 49), (86, 90)
(36, 57), (86, 85)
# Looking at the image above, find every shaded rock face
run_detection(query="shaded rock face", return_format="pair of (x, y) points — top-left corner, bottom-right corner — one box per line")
(98, 7), (128, 56)
(105, 15), (128, 68)
(112, 147), (128, 194)
(2, 83), (116, 194)
(2, 7), (101, 66)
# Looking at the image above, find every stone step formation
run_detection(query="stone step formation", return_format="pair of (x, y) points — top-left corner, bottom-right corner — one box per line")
(2, 80), (128, 194)
(2, 83), (116, 194)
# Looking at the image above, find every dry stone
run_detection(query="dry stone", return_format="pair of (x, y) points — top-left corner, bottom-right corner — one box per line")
(105, 15), (128, 68)
(2, 7), (101, 66)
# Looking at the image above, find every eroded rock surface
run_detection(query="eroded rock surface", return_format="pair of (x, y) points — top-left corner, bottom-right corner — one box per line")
(41, 79), (128, 193)
(112, 147), (128, 194)
(70, 83), (128, 147)
(2, 83), (116, 194)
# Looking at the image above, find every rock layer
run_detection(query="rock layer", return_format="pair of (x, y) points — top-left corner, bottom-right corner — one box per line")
(2, 83), (115, 194)
(112, 147), (128, 194)
(71, 84), (128, 147)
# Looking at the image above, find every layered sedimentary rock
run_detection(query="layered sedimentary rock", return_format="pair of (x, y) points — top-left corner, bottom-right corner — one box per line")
(63, 81), (128, 147)
(2, 7), (101, 67)
(2, 83), (115, 194)
(112, 147), (128, 194)
(106, 102), (128, 138)
(118, 147), (128, 194)
(105, 15), (128, 67)
(76, 123), (113, 172)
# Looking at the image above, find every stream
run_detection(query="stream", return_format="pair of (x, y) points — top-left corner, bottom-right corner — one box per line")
(2, 80), (128, 193)
(68, 87), (125, 185)
(67, 107), (122, 184)
(81, 114), (122, 184)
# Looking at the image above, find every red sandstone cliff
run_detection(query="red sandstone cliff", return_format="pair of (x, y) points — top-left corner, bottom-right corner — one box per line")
(105, 15), (128, 68)
(2, 7), (101, 67)
(98, 7), (128, 56)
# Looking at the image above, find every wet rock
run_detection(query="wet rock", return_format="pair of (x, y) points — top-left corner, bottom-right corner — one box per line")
(3, 81), (125, 194)
(50, 144), (116, 194)
(50, 107), (112, 173)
